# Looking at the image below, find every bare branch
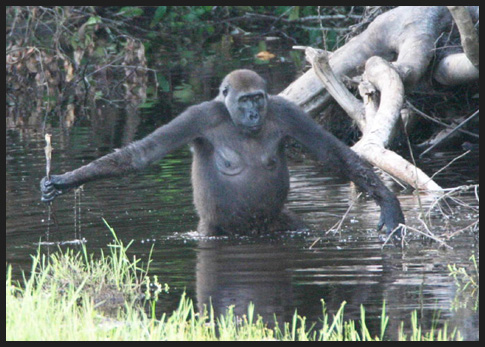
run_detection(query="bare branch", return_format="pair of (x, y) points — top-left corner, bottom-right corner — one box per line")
(308, 49), (442, 191)
(306, 47), (365, 129)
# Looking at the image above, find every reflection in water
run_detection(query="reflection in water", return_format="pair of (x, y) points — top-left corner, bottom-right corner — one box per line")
(6, 116), (479, 340)
(196, 241), (297, 322)
(191, 231), (479, 339)
(194, 237), (391, 323)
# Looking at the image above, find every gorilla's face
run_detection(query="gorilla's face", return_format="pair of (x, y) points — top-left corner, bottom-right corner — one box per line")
(226, 89), (267, 133)
(219, 69), (268, 134)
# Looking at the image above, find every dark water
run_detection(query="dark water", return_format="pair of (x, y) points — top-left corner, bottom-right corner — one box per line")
(6, 127), (479, 340)
(6, 57), (479, 339)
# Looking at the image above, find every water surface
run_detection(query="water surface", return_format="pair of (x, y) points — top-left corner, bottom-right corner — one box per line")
(6, 125), (479, 339)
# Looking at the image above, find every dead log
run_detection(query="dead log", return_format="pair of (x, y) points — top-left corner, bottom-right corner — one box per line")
(434, 53), (479, 86)
(279, 6), (479, 114)
(304, 48), (365, 129)
(278, 6), (479, 191)
(307, 48), (442, 191)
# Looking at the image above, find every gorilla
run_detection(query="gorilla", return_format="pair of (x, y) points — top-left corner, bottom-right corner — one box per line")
(41, 69), (404, 236)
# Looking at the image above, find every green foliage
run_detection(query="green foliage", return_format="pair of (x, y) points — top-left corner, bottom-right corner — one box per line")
(117, 7), (144, 18)
(288, 6), (301, 21)
(150, 6), (167, 28)
(150, 6), (215, 34)
(7, 6), (361, 114)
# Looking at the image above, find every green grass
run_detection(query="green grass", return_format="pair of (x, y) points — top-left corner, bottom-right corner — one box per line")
(6, 222), (464, 341)
(448, 254), (479, 311)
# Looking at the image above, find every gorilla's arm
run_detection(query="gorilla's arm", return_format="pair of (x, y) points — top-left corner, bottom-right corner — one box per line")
(41, 102), (214, 202)
(274, 97), (404, 235)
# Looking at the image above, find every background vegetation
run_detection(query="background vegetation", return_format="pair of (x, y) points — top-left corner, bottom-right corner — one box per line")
(6, 6), (376, 127)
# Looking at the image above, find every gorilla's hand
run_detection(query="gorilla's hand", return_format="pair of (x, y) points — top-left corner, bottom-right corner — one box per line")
(377, 198), (405, 240)
(40, 175), (67, 203)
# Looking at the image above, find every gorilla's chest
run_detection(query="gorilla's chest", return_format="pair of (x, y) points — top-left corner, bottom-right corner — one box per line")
(209, 131), (284, 176)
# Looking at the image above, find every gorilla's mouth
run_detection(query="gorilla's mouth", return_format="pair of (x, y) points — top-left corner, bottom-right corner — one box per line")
(247, 124), (263, 133)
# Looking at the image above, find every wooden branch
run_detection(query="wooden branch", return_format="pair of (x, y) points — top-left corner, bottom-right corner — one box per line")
(419, 110), (479, 157)
(358, 80), (378, 124)
(352, 142), (442, 191)
(433, 53), (479, 86)
(280, 7), (453, 114)
(308, 50), (442, 191)
(355, 57), (442, 190)
(359, 57), (403, 147)
(305, 47), (365, 130)
(44, 133), (52, 179)
(433, 7), (480, 85)
(447, 6), (479, 70)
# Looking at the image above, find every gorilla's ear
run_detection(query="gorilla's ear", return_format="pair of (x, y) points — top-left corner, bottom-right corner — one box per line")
(222, 86), (229, 97)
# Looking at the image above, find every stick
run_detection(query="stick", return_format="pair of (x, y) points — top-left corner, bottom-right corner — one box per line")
(419, 110), (479, 157)
(44, 133), (52, 179)
(43, 133), (60, 232)
(309, 192), (362, 249)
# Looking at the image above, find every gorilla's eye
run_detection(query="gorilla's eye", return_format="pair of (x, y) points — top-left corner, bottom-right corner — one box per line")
(239, 96), (248, 103)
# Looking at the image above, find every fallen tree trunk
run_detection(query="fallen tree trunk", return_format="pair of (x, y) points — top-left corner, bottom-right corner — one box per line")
(279, 6), (479, 191)
(307, 48), (442, 191)
(280, 6), (479, 114)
